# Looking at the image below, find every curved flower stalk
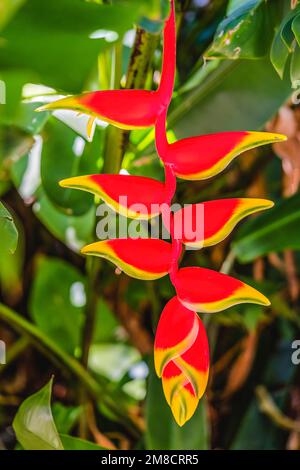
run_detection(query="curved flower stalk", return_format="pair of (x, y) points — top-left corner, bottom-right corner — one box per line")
(42, 0), (286, 426)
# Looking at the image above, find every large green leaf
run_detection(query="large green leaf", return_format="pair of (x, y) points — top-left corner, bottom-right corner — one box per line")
(41, 119), (103, 216)
(230, 390), (287, 450)
(170, 58), (291, 138)
(13, 378), (64, 450)
(206, 0), (269, 60)
(0, 205), (23, 302)
(0, 201), (18, 254)
(233, 194), (300, 263)
(33, 190), (95, 252)
(60, 434), (104, 450)
(145, 362), (210, 450)
(13, 378), (106, 450)
(0, 0), (162, 93)
(29, 257), (86, 355)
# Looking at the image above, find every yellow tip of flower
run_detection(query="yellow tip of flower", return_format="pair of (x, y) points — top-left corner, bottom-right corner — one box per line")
(59, 179), (69, 188)
(59, 176), (92, 192)
(80, 244), (92, 255)
(81, 242), (103, 256)
(268, 133), (288, 143)
(35, 96), (79, 113)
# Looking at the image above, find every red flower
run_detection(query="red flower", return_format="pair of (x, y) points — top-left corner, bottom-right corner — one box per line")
(41, 0), (286, 425)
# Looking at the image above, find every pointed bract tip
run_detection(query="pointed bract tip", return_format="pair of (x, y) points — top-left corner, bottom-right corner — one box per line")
(59, 176), (89, 189)
(261, 296), (271, 307)
(268, 132), (287, 142)
(80, 244), (92, 255)
(35, 96), (79, 113)
(248, 131), (287, 143)
(59, 179), (69, 188)
(248, 198), (274, 210)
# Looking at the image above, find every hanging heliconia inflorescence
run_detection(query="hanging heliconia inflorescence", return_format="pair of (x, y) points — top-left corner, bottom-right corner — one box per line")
(39, 1), (286, 426)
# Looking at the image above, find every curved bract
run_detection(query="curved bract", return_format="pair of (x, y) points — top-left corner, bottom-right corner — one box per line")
(173, 198), (274, 248)
(60, 174), (167, 219)
(36, 2), (176, 130)
(81, 239), (172, 280)
(37, 90), (163, 130)
(175, 267), (270, 313)
(154, 297), (209, 426)
(55, 0), (283, 427)
(164, 131), (286, 180)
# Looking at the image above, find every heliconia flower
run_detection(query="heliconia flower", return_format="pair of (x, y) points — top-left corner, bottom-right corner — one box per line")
(81, 238), (173, 280)
(155, 122), (286, 180)
(175, 267), (270, 313)
(36, 0), (176, 130)
(172, 198), (274, 248)
(60, 174), (168, 219)
(52, 0), (285, 428)
(154, 297), (209, 426)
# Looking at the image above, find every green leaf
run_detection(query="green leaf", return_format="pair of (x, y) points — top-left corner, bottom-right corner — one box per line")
(60, 434), (105, 450)
(33, 189), (95, 253)
(0, 201), (18, 254)
(93, 298), (118, 343)
(13, 378), (64, 450)
(0, 204), (23, 303)
(41, 119), (103, 216)
(290, 41), (300, 87)
(52, 403), (82, 435)
(88, 344), (141, 381)
(270, 27), (291, 79)
(206, 0), (269, 60)
(0, 0), (25, 30)
(270, 8), (299, 79)
(29, 257), (86, 355)
(292, 12), (300, 46)
(171, 58), (291, 137)
(230, 390), (287, 450)
(145, 362), (210, 450)
(0, 0), (156, 93)
(233, 194), (300, 263)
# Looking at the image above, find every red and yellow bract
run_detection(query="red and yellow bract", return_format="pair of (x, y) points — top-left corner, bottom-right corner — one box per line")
(60, 174), (167, 219)
(81, 238), (173, 281)
(154, 297), (209, 426)
(42, 0), (286, 426)
(173, 198), (274, 248)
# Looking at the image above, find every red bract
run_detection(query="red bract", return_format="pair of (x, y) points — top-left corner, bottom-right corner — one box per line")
(174, 267), (270, 314)
(82, 239), (173, 280)
(60, 174), (168, 219)
(50, 0), (286, 425)
(154, 297), (209, 426)
(172, 198), (274, 248)
(36, 0), (176, 129)
(156, 112), (286, 180)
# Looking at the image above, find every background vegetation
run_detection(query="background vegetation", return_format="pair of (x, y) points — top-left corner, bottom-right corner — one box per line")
(0, 0), (300, 450)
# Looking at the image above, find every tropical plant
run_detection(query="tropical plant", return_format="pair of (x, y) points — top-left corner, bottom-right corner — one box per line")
(0, 0), (300, 451)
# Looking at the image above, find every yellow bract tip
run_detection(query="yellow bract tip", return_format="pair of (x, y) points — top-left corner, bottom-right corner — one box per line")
(35, 96), (80, 113)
